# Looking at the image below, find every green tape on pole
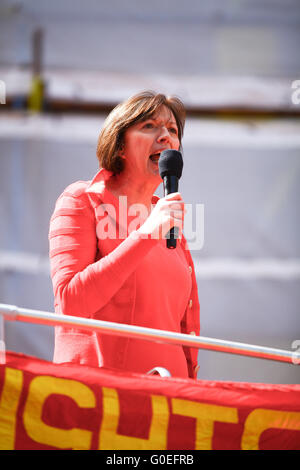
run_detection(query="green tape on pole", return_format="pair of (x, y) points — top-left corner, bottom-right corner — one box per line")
(28, 76), (44, 112)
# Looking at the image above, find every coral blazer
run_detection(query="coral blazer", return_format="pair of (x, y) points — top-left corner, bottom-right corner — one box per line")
(49, 169), (200, 378)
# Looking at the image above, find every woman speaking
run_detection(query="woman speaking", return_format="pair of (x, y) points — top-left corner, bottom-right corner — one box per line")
(49, 91), (200, 379)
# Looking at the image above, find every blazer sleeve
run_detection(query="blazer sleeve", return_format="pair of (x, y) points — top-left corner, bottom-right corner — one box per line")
(180, 236), (200, 379)
(49, 184), (158, 318)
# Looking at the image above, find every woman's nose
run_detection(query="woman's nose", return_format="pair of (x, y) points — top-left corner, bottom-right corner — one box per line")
(157, 126), (170, 142)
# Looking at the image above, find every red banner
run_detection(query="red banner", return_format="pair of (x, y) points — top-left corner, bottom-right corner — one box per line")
(0, 351), (299, 450)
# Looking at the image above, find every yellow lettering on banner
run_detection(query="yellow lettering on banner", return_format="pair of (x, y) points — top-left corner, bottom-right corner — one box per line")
(23, 376), (95, 449)
(99, 387), (169, 450)
(172, 399), (238, 450)
(241, 408), (300, 450)
(0, 367), (23, 450)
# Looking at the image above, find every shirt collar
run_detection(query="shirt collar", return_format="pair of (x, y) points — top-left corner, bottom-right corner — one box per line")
(85, 167), (160, 205)
(85, 168), (113, 196)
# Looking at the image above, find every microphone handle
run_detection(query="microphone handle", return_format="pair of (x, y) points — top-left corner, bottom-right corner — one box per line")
(163, 175), (179, 249)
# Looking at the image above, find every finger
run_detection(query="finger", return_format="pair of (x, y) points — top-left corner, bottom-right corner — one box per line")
(171, 217), (184, 233)
(167, 202), (185, 211)
(162, 201), (185, 213)
(169, 210), (185, 221)
(165, 192), (182, 201)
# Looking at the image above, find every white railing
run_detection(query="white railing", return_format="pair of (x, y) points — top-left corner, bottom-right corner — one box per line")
(0, 303), (299, 365)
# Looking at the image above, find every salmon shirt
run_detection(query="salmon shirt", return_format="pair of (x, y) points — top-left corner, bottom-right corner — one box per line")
(49, 168), (200, 378)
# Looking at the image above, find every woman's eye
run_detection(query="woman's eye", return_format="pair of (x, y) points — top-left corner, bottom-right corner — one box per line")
(169, 127), (178, 134)
(143, 122), (154, 129)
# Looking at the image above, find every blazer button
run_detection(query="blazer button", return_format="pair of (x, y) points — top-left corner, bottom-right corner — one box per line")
(189, 265), (192, 273)
(189, 299), (193, 308)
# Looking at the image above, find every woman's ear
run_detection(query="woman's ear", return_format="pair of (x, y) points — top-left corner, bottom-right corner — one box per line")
(118, 143), (126, 159)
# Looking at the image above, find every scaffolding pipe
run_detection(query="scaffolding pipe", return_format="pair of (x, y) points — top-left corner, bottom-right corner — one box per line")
(0, 303), (299, 365)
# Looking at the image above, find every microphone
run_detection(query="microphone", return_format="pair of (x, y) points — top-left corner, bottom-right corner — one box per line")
(158, 149), (183, 249)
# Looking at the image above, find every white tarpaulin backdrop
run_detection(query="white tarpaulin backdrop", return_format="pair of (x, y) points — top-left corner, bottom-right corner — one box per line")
(0, 0), (299, 383)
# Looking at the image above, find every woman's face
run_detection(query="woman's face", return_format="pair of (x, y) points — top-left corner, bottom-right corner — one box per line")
(121, 105), (180, 183)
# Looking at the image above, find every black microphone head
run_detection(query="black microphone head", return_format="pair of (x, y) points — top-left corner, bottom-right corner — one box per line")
(158, 149), (183, 179)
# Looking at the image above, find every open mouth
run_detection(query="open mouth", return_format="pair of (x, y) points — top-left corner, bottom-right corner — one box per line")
(149, 153), (160, 163)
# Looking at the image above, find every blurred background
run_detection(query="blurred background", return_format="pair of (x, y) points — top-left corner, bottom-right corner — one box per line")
(0, 0), (299, 383)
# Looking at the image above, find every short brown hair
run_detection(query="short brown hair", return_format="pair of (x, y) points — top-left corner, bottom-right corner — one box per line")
(96, 90), (186, 174)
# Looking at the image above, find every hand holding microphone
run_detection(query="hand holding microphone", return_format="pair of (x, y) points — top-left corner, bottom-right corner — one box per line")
(159, 149), (183, 248)
(138, 150), (184, 248)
